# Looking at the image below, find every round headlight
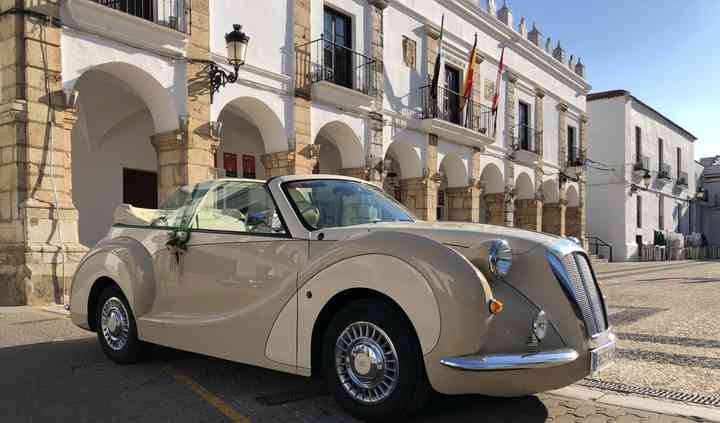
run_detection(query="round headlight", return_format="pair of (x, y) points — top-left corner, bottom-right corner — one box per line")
(489, 239), (512, 277)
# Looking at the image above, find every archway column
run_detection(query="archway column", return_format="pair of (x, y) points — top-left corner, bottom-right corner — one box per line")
(0, 4), (87, 305)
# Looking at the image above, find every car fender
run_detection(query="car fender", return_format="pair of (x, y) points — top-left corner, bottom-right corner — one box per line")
(69, 237), (156, 329)
(268, 231), (493, 373)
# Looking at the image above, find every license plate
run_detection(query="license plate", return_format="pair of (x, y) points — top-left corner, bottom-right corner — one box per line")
(591, 341), (616, 374)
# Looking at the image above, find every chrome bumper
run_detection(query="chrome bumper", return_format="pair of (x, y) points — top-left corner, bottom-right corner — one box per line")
(440, 348), (579, 371)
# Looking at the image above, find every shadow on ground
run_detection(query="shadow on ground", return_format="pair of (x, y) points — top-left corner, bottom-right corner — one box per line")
(0, 337), (550, 422)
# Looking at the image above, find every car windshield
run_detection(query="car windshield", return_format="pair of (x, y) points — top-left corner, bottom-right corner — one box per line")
(284, 179), (415, 230)
(153, 181), (214, 227)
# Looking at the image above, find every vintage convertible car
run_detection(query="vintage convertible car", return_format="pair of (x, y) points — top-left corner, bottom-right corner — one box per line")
(69, 175), (615, 421)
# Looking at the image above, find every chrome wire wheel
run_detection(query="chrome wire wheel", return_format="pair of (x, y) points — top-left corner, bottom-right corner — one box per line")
(335, 321), (400, 404)
(100, 297), (130, 351)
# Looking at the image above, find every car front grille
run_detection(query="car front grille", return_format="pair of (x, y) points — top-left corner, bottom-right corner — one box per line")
(559, 252), (608, 335)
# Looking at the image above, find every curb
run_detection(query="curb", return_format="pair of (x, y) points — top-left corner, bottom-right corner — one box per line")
(549, 386), (720, 422)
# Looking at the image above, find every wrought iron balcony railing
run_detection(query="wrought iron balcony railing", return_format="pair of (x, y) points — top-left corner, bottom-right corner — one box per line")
(419, 84), (493, 135)
(633, 155), (650, 172)
(567, 146), (582, 166)
(659, 163), (672, 181)
(677, 170), (689, 187)
(295, 36), (378, 97)
(512, 124), (540, 154)
(91, 0), (186, 32)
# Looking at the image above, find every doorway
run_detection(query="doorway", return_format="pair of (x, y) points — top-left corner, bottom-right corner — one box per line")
(323, 7), (353, 89)
(123, 168), (158, 209)
(444, 65), (461, 125)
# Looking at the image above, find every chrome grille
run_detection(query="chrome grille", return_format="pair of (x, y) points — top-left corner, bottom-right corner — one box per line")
(560, 253), (607, 335)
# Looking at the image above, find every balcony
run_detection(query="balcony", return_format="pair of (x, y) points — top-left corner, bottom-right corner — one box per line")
(567, 146), (582, 167)
(658, 163), (672, 182)
(64, 0), (189, 56)
(91, 0), (186, 32)
(510, 124), (542, 165)
(633, 155), (650, 172)
(295, 37), (378, 110)
(417, 84), (494, 147)
(677, 170), (689, 188)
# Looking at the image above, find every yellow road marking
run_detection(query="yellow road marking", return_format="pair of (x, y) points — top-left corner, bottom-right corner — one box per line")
(167, 367), (251, 423)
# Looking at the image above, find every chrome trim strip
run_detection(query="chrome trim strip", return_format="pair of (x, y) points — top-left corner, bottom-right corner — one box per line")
(440, 348), (579, 371)
(547, 239), (586, 257)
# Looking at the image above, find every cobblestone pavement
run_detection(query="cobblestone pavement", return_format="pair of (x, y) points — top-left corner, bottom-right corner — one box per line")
(0, 304), (707, 422)
(593, 260), (720, 397)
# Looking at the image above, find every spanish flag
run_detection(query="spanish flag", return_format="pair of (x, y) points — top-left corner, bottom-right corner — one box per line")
(460, 33), (478, 113)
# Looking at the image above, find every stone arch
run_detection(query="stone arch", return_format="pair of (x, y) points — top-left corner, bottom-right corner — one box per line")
(72, 67), (162, 247)
(514, 172), (539, 230)
(72, 61), (178, 134)
(219, 96), (288, 154)
(315, 121), (365, 171)
(439, 154), (468, 188)
(542, 179), (562, 235)
(479, 163), (505, 225)
(480, 163), (505, 194)
(514, 172), (535, 199)
(542, 179), (560, 203)
(384, 141), (423, 180)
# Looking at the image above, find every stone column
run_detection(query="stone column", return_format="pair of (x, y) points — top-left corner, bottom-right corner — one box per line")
(503, 72), (517, 227)
(534, 88), (545, 158)
(0, 3), (86, 305)
(152, 130), (186, 202)
(578, 114), (589, 246)
(367, 1), (387, 184)
(566, 205), (580, 238)
(558, 102), (568, 166)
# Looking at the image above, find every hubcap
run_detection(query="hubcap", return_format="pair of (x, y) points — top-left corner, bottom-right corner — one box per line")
(335, 322), (399, 404)
(100, 297), (130, 351)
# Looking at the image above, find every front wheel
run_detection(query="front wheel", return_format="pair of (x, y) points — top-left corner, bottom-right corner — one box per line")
(322, 299), (431, 421)
(95, 285), (148, 364)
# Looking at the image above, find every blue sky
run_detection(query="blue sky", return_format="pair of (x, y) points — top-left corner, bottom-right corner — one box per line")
(505, 0), (718, 159)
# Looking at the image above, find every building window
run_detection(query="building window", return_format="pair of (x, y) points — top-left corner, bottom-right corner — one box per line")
(242, 154), (256, 179)
(444, 65), (462, 124)
(636, 195), (642, 228)
(223, 153), (238, 177)
(658, 138), (664, 171)
(635, 126), (642, 163)
(567, 125), (578, 164)
(323, 7), (353, 89)
(659, 195), (664, 229)
(402, 36), (416, 69)
(518, 101), (531, 150)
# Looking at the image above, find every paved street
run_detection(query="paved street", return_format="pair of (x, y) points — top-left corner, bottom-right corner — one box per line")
(2, 260), (719, 422)
(594, 260), (720, 396)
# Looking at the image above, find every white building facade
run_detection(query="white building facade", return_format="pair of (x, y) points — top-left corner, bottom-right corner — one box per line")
(587, 90), (697, 261)
(1, 0), (590, 305)
(695, 157), (720, 246)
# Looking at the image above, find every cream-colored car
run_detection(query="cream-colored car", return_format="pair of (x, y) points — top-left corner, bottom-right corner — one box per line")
(70, 175), (615, 421)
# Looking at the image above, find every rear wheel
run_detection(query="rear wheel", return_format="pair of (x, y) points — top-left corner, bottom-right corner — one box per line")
(95, 285), (148, 364)
(322, 299), (430, 421)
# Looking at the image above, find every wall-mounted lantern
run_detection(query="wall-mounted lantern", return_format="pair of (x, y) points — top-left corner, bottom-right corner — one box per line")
(209, 25), (250, 103)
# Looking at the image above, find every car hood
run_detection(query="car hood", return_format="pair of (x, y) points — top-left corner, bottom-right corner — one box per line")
(317, 221), (562, 254)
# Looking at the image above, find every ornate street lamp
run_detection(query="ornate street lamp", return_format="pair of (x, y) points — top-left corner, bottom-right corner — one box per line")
(209, 24), (250, 102)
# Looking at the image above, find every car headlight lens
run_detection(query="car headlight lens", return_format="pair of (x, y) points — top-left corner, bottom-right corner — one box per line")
(489, 239), (512, 277)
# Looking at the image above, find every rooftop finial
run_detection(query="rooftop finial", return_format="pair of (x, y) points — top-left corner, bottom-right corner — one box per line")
(553, 40), (565, 63)
(528, 21), (542, 46)
(497, 0), (513, 26)
(487, 0), (496, 15)
(545, 37), (552, 53)
(518, 17), (528, 37)
(575, 57), (586, 78)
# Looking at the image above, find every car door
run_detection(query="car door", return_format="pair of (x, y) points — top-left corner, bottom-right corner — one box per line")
(153, 181), (308, 372)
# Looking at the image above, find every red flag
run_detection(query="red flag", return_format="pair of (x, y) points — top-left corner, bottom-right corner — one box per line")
(460, 33), (478, 112)
(492, 47), (506, 135)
